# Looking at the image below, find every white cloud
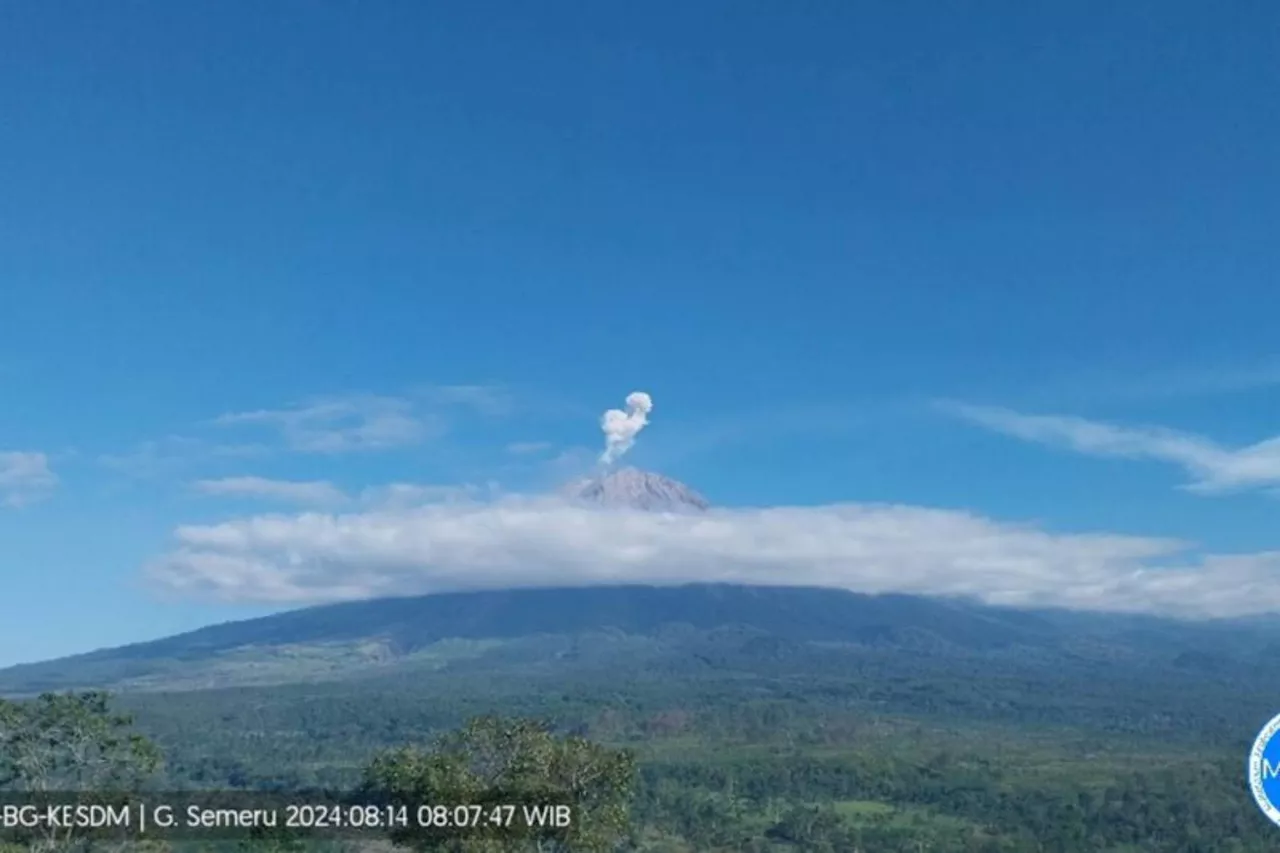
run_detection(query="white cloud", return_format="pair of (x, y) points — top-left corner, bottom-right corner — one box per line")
(193, 476), (348, 506)
(601, 392), (653, 464)
(0, 451), (57, 507)
(144, 495), (1280, 618)
(216, 395), (436, 454)
(945, 403), (1280, 494)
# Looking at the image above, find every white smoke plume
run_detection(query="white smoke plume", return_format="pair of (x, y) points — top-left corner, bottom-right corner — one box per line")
(600, 391), (653, 465)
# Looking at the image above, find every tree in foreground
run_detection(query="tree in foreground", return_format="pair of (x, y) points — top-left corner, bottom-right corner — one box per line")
(360, 715), (636, 853)
(0, 691), (162, 853)
(0, 691), (161, 792)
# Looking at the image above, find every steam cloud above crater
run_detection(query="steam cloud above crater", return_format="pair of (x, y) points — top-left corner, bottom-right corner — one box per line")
(600, 391), (653, 465)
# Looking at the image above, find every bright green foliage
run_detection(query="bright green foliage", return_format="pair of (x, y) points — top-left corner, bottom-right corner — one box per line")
(360, 715), (636, 852)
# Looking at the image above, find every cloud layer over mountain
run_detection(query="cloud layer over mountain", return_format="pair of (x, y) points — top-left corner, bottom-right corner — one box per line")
(146, 493), (1280, 619)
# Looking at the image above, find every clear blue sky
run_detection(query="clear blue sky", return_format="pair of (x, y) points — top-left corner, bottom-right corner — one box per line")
(2, 1), (1278, 666)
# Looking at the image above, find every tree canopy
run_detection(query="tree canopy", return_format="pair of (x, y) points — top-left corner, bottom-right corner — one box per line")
(360, 715), (636, 852)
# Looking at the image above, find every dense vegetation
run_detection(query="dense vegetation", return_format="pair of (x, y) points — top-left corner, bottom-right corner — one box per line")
(2, 665), (1275, 850)
(3, 586), (1280, 850)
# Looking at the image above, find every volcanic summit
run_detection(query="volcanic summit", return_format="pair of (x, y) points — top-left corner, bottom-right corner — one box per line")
(566, 467), (710, 513)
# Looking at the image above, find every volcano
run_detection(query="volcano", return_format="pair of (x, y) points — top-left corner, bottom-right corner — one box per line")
(565, 467), (710, 512)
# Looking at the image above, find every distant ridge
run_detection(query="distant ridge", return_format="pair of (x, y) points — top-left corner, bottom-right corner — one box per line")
(5, 582), (1279, 697)
(0, 584), (1059, 693)
(565, 467), (710, 512)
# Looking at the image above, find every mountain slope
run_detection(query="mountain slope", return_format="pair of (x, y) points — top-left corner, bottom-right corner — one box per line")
(4, 583), (1278, 695)
(565, 467), (710, 512)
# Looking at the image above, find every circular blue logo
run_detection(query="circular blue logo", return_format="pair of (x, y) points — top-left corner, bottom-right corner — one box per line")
(1249, 713), (1280, 826)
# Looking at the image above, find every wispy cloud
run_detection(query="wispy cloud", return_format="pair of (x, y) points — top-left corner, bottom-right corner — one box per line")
(100, 437), (204, 479)
(945, 402), (1280, 494)
(214, 385), (512, 455)
(358, 482), (491, 508)
(100, 437), (264, 480)
(0, 451), (57, 507)
(216, 395), (437, 454)
(505, 441), (553, 456)
(191, 476), (492, 509)
(145, 493), (1280, 619)
(414, 384), (514, 417)
(484, 445), (600, 495)
(193, 476), (348, 506)
(1120, 361), (1280, 400)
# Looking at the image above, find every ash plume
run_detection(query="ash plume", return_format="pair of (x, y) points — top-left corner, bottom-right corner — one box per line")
(600, 391), (653, 465)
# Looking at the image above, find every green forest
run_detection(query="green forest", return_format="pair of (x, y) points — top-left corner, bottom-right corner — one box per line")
(2, 653), (1277, 852)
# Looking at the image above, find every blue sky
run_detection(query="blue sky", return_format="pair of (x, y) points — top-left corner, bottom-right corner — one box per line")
(2, 1), (1278, 667)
